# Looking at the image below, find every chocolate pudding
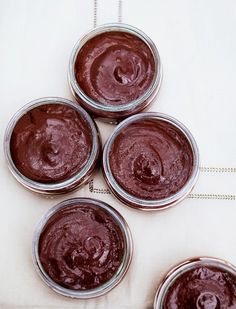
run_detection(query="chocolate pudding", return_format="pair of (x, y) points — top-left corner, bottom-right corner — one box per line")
(109, 119), (193, 200)
(74, 31), (155, 105)
(10, 103), (92, 183)
(38, 203), (125, 290)
(163, 265), (236, 308)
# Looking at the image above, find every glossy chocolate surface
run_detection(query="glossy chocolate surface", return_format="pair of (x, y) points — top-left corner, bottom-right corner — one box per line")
(75, 31), (155, 105)
(39, 204), (125, 290)
(109, 119), (193, 200)
(163, 265), (236, 308)
(10, 104), (92, 183)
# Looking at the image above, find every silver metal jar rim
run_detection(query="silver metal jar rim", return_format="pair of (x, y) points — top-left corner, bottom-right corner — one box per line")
(68, 23), (162, 114)
(4, 97), (100, 194)
(153, 256), (236, 308)
(32, 197), (133, 299)
(102, 112), (200, 210)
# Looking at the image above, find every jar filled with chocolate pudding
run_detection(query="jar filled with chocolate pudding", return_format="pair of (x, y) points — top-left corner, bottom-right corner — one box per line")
(154, 257), (236, 309)
(102, 112), (199, 210)
(68, 23), (162, 122)
(4, 97), (101, 194)
(32, 198), (133, 298)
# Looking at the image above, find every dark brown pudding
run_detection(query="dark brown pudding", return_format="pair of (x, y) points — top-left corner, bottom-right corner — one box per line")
(38, 203), (125, 290)
(74, 31), (155, 105)
(163, 265), (236, 308)
(109, 119), (193, 200)
(10, 104), (92, 183)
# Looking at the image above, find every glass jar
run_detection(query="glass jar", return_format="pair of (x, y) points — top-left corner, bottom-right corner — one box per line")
(4, 97), (101, 194)
(68, 23), (162, 122)
(154, 257), (236, 308)
(32, 197), (133, 298)
(102, 112), (200, 210)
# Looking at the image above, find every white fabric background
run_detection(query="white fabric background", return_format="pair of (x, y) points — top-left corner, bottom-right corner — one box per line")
(0, 0), (235, 308)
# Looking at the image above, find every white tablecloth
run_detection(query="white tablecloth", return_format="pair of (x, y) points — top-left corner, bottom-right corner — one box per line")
(0, 1), (235, 308)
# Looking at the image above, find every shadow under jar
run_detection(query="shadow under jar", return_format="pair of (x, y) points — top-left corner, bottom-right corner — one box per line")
(68, 23), (162, 122)
(32, 198), (133, 298)
(4, 97), (100, 194)
(154, 257), (236, 309)
(102, 112), (200, 210)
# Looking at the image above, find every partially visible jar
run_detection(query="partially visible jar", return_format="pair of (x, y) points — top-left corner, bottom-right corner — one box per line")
(4, 97), (101, 194)
(154, 257), (236, 308)
(32, 197), (133, 298)
(68, 23), (162, 122)
(102, 112), (200, 210)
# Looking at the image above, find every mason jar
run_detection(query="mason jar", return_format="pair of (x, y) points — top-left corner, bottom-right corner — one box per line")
(32, 198), (133, 298)
(102, 112), (200, 210)
(4, 97), (101, 194)
(154, 256), (236, 308)
(68, 23), (162, 122)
